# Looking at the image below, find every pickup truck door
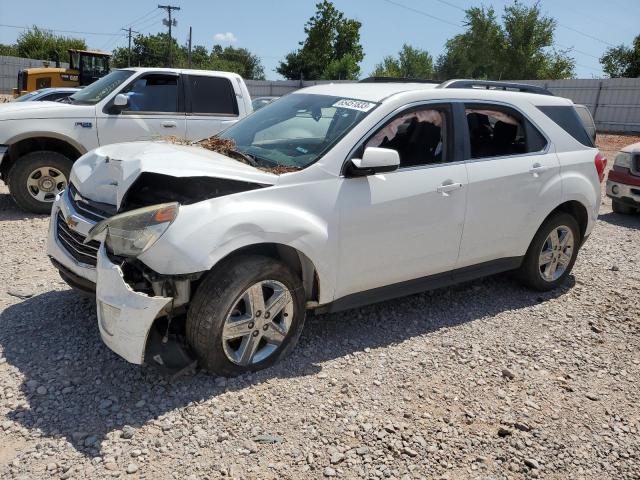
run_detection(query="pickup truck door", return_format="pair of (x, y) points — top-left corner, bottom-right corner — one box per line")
(183, 74), (242, 141)
(96, 72), (186, 145)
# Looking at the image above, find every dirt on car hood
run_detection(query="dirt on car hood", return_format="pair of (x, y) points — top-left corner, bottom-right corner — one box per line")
(70, 141), (279, 209)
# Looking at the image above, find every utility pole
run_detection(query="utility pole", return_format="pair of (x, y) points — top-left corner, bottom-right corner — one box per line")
(158, 4), (180, 67)
(121, 27), (139, 67)
(188, 26), (192, 68)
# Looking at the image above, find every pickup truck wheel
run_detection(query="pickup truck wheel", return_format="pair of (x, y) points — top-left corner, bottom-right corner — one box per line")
(612, 199), (637, 215)
(517, 213), (580, 292)
(7, 151), (72, 214)
(186, 255), (306, 376)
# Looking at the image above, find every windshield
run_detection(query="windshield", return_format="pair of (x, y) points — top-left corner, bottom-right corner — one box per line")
(15, 91), (40, 102)
(220, 94), (378, 169)
(68, 70), (133, 105)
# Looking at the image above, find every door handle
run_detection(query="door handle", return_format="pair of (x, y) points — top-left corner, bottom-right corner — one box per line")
(529, 163), (550, 176)
(161, 121), (177, 128)
(436, 182), (463, 196)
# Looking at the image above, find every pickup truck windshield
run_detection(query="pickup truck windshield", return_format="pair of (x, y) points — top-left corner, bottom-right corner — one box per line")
(68, 70), (134, 105)
(220, 94), (378, 169)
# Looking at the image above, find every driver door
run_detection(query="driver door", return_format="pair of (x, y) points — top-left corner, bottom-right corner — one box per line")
(96, 73), (186, 145)
(335, 103), (468, 299)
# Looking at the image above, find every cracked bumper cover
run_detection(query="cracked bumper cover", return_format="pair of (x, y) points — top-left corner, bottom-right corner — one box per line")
(96, 246), (172, 364)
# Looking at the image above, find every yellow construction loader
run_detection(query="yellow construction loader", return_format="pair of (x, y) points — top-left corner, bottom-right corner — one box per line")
(13, 49), (111, 96)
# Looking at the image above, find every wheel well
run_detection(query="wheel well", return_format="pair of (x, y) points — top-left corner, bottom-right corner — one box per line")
(547, 201), (589, 240)
(2, 137), (83, 178)
(211, 243), (320, 303)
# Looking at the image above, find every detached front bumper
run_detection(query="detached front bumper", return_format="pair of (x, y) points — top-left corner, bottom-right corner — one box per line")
(96, 246), (172, 364)
(606, 179), (640, 207)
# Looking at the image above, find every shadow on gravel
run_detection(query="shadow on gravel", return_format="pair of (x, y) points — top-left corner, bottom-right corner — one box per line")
(0, 274), (573, 456)
(0, 192), (48, 222)
(598, 211), (640, 229)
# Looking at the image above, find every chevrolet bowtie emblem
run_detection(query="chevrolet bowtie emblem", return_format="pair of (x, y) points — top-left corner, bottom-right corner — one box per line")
(66, 216), (79, 229)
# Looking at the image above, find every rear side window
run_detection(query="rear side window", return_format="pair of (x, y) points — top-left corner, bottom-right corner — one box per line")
(186, 75), (239, 116)
(538, 105), (595, 147)
(464, 104), (547, 159)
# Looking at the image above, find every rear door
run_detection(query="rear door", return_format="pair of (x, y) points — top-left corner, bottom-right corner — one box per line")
(96, 72), (186, 145)
(184, 74), (241, 141)
(457, 102), (561, 268)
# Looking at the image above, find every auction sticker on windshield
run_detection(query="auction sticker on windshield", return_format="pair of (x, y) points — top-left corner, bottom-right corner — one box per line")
(332, 99), (378, 112)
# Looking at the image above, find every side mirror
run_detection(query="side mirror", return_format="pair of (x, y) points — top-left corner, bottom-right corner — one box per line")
(113, 93), (129, 107)
(345, 147), (400, 177)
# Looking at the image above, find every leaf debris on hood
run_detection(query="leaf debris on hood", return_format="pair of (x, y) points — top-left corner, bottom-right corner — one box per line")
(163, 135), (301, 175)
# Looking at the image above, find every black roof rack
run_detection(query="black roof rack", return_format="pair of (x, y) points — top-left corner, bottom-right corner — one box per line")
(438, 79), (553, 96)
(359, 76), (440, 84)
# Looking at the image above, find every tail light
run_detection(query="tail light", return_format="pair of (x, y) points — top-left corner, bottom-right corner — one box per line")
(594, 152), (607, 183)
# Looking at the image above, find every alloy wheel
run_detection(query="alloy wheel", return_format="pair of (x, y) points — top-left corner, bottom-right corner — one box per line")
(26, 166), (67, 203)
(538, 225), (574, 282)
(221, 280), (294, 366)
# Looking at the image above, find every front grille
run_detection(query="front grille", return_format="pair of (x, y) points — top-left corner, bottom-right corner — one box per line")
(68, 184), (116, 222)
(56, 212), (100, 266)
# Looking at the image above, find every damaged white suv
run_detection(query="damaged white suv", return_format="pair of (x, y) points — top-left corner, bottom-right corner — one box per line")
(47, 80), (604, 376)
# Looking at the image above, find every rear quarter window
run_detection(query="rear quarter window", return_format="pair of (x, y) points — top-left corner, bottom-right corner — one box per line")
(537, 105), (595, 148)
(185, 75), (239, 116)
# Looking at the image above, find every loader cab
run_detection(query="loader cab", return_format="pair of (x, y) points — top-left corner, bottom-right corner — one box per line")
(13, 49), (111, 96)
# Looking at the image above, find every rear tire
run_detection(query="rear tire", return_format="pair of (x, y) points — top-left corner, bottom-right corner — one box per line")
(186, 255), (306, 376)
(517, 213), (581, 291)
(7, 151), (72, 214)
(612, 199), (637, 215)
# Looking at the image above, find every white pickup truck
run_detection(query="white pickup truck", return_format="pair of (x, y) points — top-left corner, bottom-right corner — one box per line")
(0, 68), (253, 213)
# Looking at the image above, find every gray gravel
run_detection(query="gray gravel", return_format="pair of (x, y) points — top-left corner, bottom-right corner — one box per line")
(0, 147), (639, 479)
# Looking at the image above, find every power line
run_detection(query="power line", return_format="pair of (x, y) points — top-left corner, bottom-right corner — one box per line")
(124, 8), (161, 29)
(132, 12), (164, 32)
(433, 0), (466, 13)
(0, 23), (120, 37)
(557, 23), (615, 48)
(380, 0), (462, 28)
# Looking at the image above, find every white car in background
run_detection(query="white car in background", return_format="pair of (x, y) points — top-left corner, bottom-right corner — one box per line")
(0, 68), (252, 213)
(47, 80), (604, 376)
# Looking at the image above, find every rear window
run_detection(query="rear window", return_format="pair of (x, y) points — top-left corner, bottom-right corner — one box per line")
(186, 75), (239, 116)
(538, 105), (595, 147)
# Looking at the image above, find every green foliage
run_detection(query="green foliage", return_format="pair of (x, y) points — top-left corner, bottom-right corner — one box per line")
(2, 27), (87, 62)
(277, 0), (364, 80)
(0, 44), (18, 56)
(436, 2), (574, 80)
(111, 34), (265, 79)
(600, 35), (640, 78)
(372, 44), (434, 79)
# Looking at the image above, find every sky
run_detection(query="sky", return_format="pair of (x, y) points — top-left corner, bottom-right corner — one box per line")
(1, 0), (639, 79)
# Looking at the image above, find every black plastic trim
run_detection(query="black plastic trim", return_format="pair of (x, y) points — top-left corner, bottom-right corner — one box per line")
(315, 257), (523, 314)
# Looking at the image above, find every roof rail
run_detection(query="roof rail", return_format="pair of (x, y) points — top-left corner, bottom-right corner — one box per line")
(438, 79), (553, 96)
(359, 76), (440, 84)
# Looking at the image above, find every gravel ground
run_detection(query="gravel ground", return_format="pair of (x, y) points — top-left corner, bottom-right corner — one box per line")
(0, 135), (639, 479)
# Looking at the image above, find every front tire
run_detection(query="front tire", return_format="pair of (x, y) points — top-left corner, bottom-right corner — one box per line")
(186, 255), (306, 376)
(517, 213), (581, 291)
(7, 151), (72, 214)
(612, 199), (637, 215)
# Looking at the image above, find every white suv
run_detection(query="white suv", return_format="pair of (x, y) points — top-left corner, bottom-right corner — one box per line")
(47, 80), (604, 375)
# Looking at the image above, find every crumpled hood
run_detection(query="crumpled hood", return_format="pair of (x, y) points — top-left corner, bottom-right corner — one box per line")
(0, 101), (94, 120)
(70, 141), (278, 208)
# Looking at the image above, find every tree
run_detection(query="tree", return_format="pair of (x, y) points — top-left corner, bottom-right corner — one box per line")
(372, 44), (434, 79)
(600, 35), (640, 78)
(210, 45), (265, 80)
(277, 0), (364, 80)
(10, 27), (86, 62)
(436, 2), (574, 80)
(0, 44), (18, 56)
(111, 34), (266, 79)
(112, 33), (179, 68)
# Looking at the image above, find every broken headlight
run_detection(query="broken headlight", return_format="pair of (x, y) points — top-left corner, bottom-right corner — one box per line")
(85, 203), (179, 257)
